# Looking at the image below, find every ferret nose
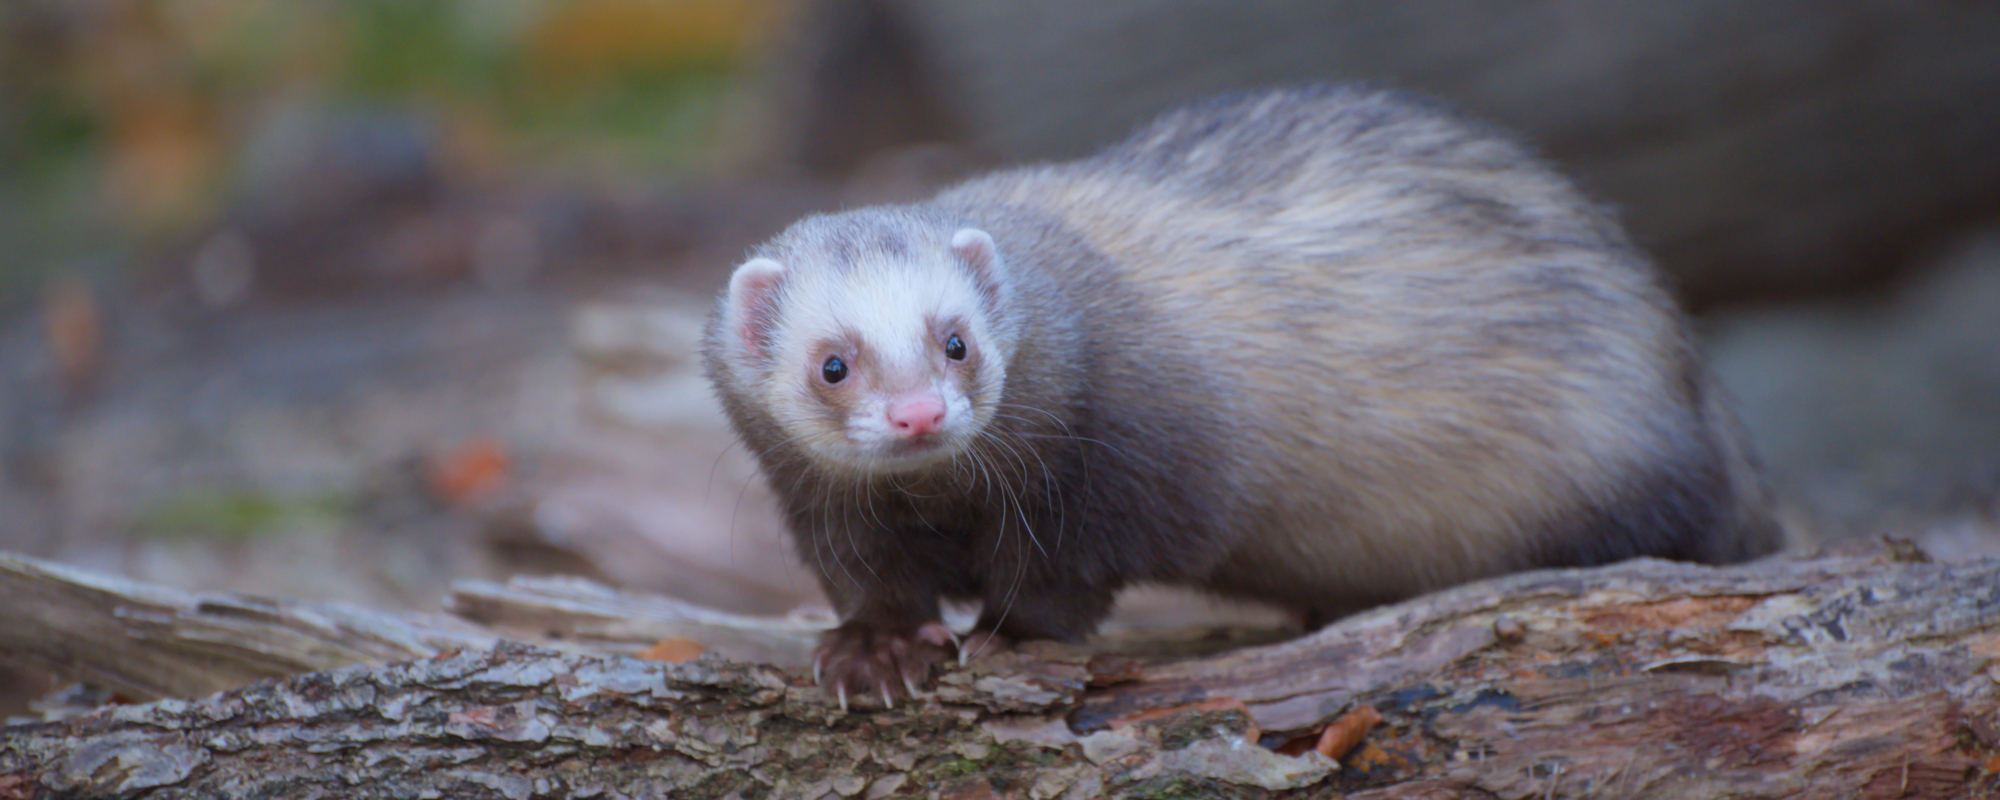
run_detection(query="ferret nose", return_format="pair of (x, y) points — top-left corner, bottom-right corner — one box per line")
(886, 394), (947, 438)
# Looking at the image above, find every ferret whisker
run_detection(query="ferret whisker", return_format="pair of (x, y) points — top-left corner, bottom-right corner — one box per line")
(806, 472), (854, 591)
(859, 479), (890, 533)
(726, 436), (815, 550)
(980, 489), (1037, 659)
(844, 481), (884, 584)
(981, 448), (1015, 562)
(989, 404), (1088, 444)
(991, 402), (1069, 431)
(708, 430), (817, 494)
(973, 429), (1051, 560)
(727, 471), (761, 566)
(819, 465), (880, 590)
(886, 469), (949, 500)
(951, 449), (974, 487)
(987, 414), (1096, 525)
(980, 449), (1002, 509)
(703, 437), (744, 503)
(986, 427), (1065, 556)
(732, 431), (815, 466)
(971, 441), (998, 507)
(990, 408), (1133, 463)
(1018, 430), (1066, 555)
(1002, 454), (1048, 566)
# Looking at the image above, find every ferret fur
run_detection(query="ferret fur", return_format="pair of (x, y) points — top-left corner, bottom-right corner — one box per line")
(703, 84), (1779, 697)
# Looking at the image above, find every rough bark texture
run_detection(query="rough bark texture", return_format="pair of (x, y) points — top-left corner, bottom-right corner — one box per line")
(3, 547), (1998, 798)
(0, 555), (496, 704)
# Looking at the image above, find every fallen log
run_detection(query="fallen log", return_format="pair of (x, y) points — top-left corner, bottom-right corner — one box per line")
(2, 545), (1995, 798)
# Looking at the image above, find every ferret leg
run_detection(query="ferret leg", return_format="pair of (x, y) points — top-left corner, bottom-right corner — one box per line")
(794, 512), (962, 706)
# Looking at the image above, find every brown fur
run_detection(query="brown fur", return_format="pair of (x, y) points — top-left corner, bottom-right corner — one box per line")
(703, 85), (1780, 698)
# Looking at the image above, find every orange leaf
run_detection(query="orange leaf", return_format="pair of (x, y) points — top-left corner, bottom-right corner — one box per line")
(637, 638), (706, 663)
(1314, 705), (1383, 760)
(430, 438), (511, 505)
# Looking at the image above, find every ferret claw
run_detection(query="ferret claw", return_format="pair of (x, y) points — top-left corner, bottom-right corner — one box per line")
(880, 682), (894, 709)
(812, 653), (824, 686)
(836, 685), (849, 713)
(902, 674), (921, 697)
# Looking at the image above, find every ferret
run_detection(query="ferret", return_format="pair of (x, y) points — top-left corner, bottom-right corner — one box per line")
(702, 85), (1779, 706)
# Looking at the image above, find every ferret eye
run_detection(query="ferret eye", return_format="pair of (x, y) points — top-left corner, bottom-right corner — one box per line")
(944, 334), (967, 360)
(821, 356), (848, 384)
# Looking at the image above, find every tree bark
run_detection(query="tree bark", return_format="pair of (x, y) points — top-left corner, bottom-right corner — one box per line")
(3, 546), (1996, 798)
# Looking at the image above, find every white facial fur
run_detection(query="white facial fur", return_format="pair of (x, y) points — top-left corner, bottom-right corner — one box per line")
(725, 227), (1011, 474)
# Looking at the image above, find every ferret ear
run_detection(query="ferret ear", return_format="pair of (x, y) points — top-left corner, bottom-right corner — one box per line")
(950, 228), (1005, 311)
(727, 257), (787, 355)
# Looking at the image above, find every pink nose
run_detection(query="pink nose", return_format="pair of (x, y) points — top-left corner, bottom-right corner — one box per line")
(886, 394), (947, 438)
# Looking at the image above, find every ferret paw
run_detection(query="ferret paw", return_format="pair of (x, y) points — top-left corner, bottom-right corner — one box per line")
(813, 620), (956, 711)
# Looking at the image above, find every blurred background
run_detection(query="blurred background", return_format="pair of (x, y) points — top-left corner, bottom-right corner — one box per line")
(3, 0), (1998, 701)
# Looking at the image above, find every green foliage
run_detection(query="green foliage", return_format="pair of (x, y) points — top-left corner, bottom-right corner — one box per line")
(345, 1), (466, 98)
(139, 491), (350, 543)
(0, 0), (762, 301)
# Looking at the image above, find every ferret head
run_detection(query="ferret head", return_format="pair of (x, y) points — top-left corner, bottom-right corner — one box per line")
(710, 209), (1014, 474)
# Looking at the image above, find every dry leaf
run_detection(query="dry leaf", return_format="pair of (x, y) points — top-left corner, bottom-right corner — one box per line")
(637, 638), (706, 663)
(429, 438), (511, 505)
(1314, 705), (1382, 760)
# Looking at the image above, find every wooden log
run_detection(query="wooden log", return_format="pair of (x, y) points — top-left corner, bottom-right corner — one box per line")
(0, 554), (493, 703)
(2, 547), (1996, 798)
